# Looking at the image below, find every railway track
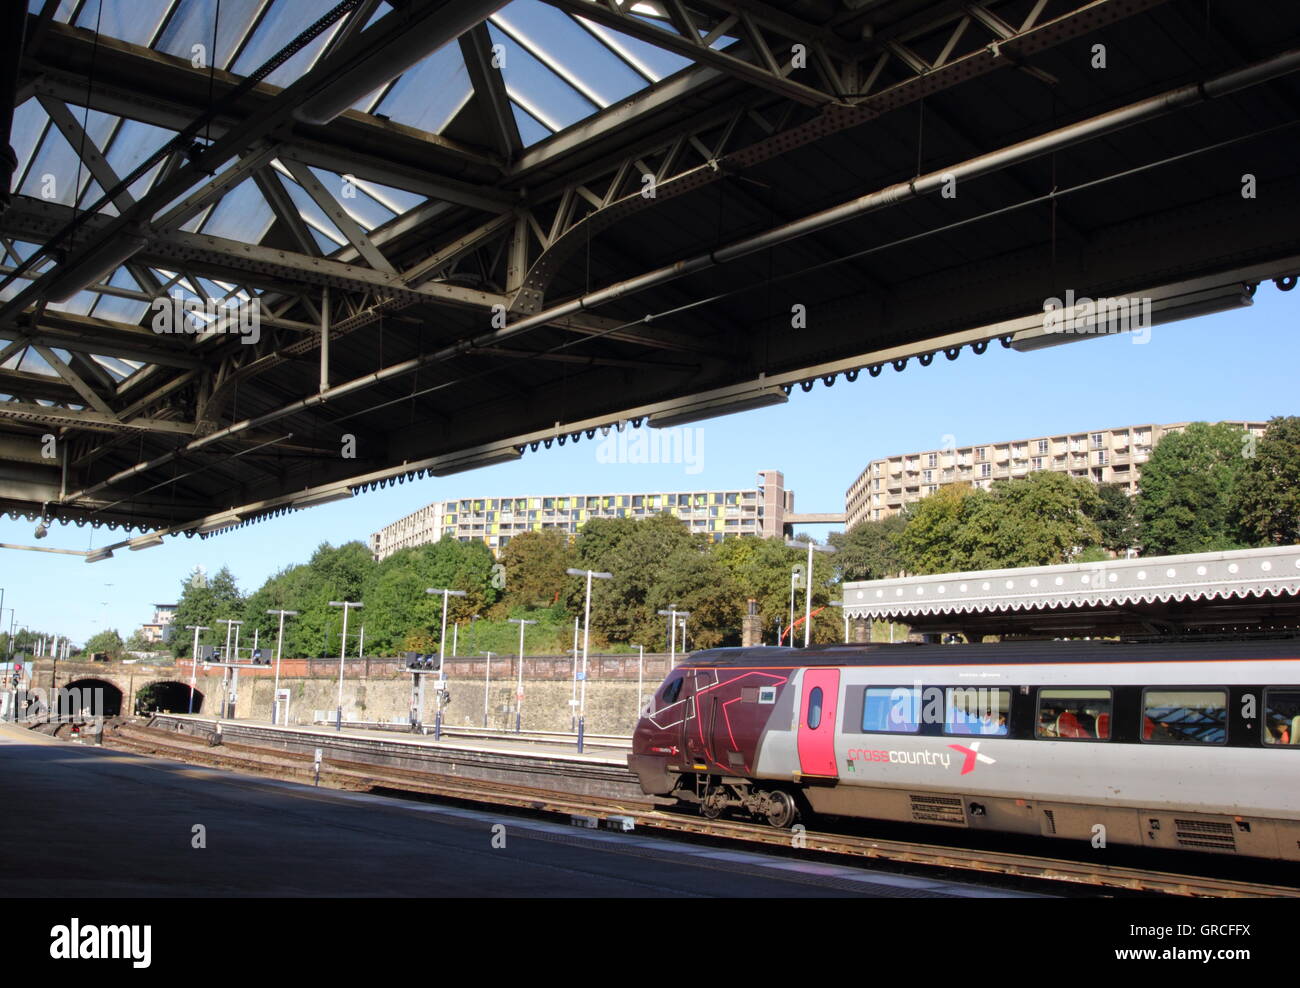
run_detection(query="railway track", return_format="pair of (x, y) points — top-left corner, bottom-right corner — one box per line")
(101, 722), (1299, 899)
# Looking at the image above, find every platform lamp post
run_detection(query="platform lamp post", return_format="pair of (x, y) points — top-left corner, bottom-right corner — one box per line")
(328, 601), (362, 732)
(184, 625), (210, 715)
(786, 539), (837, 647)
(215, 619), (242, 719)
(482, 651), (493, 728)
(787, 568), (798, 645)
(632, 644), (645, 715)
(657, 607), (691, 669)
(567, 567), (612, 753)
(507, 618), (537, 733)
(425, 588), (466, 740)
(266, 609), (299, 725)
(829, 600), (848, 643)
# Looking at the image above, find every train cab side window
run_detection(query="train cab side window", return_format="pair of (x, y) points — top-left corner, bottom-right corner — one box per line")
(944, 687), (1010, 736)
(862, 687), (921, 733)
(662, 677), (684, 706)
(1264, 690), (1300, 746)
(807, 687), (823, 730)
(1036, 689), (1112, 740)
(1141, 690), (1227, 745)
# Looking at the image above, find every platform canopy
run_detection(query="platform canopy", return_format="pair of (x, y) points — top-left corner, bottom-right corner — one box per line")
(842, 544), (1300, 638)
(0, 0), (1298, 550)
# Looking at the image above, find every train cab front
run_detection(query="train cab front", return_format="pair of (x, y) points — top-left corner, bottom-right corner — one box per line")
(627, 667), (690, 795)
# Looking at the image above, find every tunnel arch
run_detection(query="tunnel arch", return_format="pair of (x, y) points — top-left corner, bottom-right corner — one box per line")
(60, 679), (122, 718)
(134, 680), (204, 715)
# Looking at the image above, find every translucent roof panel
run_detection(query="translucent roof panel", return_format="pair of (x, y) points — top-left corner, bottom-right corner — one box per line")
(200, 177), (274, 242)
(90, 294), (150, 326)
(488, 23), (596, 135)
(75, 0), (174, 47)
(306, 166), (395, 231)
(155, 0), (269, 70)
(9, 100), (49, 194)
(491, 2), (649, 108)
(569, 14), (690, 82)
(231, 0), (343, 87)
(372, 43), (472, 136)
(512, 104), (552, 147)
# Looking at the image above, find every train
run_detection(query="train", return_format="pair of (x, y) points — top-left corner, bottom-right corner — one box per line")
(628, 639), (1300, 860)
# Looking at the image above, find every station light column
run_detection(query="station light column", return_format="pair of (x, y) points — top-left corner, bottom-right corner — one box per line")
(267, 609), (299, 725)
(425, 588), (466, 740)
(328, 601), (362, 731)
(507, 618), (536, 733)
(567, 568), (612, 753)
(185, 624), (209, 715)
(657, 607), (691, 669)
(786, 539), (837, 647)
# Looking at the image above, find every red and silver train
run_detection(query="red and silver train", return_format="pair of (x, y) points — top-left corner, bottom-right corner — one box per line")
(628, 640), (1300, 860)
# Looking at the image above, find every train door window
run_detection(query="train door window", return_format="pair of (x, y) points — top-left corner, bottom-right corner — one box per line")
(862, 686), (920, 733)
(661, 676), (684, 706)
(1264, 690), (1300, 746)
(807, 687), (823, 729)
(1036, 689), (1113, 740)
(1141, 690), (1227, 744)
(944, 687), (1010, 736)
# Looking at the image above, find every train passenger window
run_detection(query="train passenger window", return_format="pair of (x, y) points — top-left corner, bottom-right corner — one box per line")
(661, 677), (684, 706)
(1141, 690), (1227, 745)
(807, 687), (823, 730)
(944, 687), (1010, 736)
(1264, 690), (1300, 746)
(862, 687), (920, 733)
(1036, 689), (1112, 740)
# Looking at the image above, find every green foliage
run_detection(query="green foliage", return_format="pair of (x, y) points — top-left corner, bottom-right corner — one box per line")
(1092, 482), (1138, 554)
(494, 530), (573, 615)
(830, 515), (905, 581)
(958, 472), (1102, 569)
(85, 628), (124, 658)
(897, 483), (982, 575)
(1236, 416), (1300, 546)
(1135, 422), (1253, 555)
(170, 565), (244, 657)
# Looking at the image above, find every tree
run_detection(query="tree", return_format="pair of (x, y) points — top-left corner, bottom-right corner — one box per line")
(897, 483), (983, 575)
(1236, 417), (1300, 546)
(958, 472), (1103, 569)
(85, 629), (124, 658)
(494, 530), (573, 615)
(171, 565), (244, 657)
(124, 629), (165, 653)
(1092, 482), (1138, 554)
(712, 535), (824, 643)
(830, 515), (905, 581)
(1136, 422), (1253, 555)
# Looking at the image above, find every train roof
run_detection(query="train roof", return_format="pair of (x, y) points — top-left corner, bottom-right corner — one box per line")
(681, 639), (1300, 668)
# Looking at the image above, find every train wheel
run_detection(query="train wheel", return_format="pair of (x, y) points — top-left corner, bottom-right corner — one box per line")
(764, 790), (798, 829)
(699, 784), (726, 820)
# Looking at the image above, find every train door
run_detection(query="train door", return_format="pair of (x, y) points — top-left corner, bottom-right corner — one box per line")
(797, 668), (840, 778)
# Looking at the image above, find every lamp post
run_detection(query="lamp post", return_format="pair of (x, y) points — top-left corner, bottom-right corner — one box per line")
(215, 619), (242, 718)
(266, 609), (298, 725)
(657, 607), (691, 669)
(570, 616), (579, 731)
(425, 588), (466, 740)
(567, 567), (613, 753)
(829, 600), (848, 643)
(786, 539), (837, 647)
(787, 568), (798, 645)
(328, 601), (362, 731)
(633, 643), (645, 714)
(507, 618), (537, 733)
(184, 624), (209, 715)
(482, 651), (493, 728)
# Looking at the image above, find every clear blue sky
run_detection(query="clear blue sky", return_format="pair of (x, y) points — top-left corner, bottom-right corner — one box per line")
(5, 282), (1296, 645)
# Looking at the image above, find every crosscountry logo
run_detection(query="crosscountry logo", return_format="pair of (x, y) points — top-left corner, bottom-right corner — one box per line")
(948, 741), (996, 775)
